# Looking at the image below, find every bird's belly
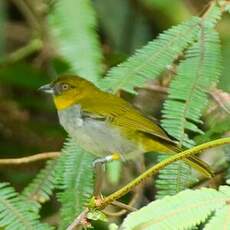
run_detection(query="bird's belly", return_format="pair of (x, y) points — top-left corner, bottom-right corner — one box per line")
(58, 105), (140, 158)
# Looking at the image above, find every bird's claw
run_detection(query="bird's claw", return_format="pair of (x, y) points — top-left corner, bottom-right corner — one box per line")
(92, 153), (121, 167)
(92, 158), (107, 167)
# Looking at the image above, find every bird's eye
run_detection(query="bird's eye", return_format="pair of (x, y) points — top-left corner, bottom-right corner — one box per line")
(61, 83), (70, 91)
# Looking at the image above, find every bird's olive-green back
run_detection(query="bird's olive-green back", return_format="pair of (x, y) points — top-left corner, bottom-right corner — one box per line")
(77, 90), (177, 149)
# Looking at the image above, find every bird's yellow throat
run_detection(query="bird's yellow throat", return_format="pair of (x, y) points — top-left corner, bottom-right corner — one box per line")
(53, 95), (76, 110)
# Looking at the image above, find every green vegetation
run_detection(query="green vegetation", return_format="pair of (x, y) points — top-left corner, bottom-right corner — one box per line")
(0, 0), (229, 229)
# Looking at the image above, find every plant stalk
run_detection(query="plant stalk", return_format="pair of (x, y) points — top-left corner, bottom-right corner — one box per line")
(96, 137), (230, 209)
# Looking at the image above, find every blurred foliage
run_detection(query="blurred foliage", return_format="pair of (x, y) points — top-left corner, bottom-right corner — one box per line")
(95, 0), (151, 54)
(122, 186), (230, 230)
(49, 0), (103, 83)
(0, 1), (6, 56)
(0, 183), (52, 230)
(0, 0), (229, 229)
(219, 39), (230, 91)
(55, 139), (95, 230)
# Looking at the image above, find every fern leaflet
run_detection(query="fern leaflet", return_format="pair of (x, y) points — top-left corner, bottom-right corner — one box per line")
(156, 5), (222, 198)
(49, 0), (103, 83)
(100, 17), (201, 93)
(161, 27), (222, 146)
(22, 160), (57, 205)
(0, 183), (52, 230)
(205, 205), (230, 229)
(121, 186), (230, 230)
(55, 138), (95, 230)
(155, 155), (197, 199)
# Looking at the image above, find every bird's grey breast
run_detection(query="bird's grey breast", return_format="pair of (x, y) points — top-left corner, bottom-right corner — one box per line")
(58, 104), (83, 134)
(57, 104), (137, 156)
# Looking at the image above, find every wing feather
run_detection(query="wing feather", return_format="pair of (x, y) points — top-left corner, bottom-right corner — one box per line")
(79, 93), (177, 146)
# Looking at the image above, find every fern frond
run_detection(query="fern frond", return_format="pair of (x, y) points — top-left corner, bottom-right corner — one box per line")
(162, 27), (222, 147)
(156, 6), (222, 198)
(49, 0), (103, 83)
(100, 17), (201, 93)
(121, 186), (230, 230)
(195, 118), (230, 144)
(22, 160), (57, 205)
(155, 155), (197, 199)
(0, 183), (52, 230)
(203, 4), (222, 28)
(56, 138), (95, 230)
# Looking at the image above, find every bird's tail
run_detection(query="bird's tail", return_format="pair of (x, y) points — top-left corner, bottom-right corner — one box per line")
(143, 134), (214, 178)
(184, 155), (214, 178)
(169, 144), (214, 178)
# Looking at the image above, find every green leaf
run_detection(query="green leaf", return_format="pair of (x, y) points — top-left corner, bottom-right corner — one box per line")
(203, 4), (222, 28)
(56, 138), (95, 230)
(205, 205), (230, 230)
(195, 118), (230, 144)
(121, 186), (230, 230)
(0, 183), (52, 230)
(100, 17), (201, 93)
(87, 209), (107, 222)
(49, 0), (103, 83)
(106, 161), (122, 185)
(22, 160), (57, 205)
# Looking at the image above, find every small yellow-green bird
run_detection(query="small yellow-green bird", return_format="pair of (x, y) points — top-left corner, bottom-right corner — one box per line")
(39, 75), (213, 177)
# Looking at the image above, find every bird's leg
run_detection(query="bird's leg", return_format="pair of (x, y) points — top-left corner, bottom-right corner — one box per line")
(92, 153), (121, 167)
(93, 153), (121, 199)
(94, 162), (104, 198)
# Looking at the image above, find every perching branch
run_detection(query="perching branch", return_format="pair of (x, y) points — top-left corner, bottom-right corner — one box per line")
(66, 208), (89, 230)
(68, 137), (230, 230)
(95, 137), (230, 209)
(0, 152), (60, 165)
(102, 185), (141, 217)
(140, 84), (230, 114)
(209, 88), (230, 114)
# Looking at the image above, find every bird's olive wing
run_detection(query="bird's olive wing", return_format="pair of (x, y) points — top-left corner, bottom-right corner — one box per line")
(111, 108), (178, 145)
(81, 111), (106, 121)
(81, 95), (177, 145)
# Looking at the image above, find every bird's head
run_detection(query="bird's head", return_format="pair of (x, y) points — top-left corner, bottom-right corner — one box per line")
(39, 75), (97, 110)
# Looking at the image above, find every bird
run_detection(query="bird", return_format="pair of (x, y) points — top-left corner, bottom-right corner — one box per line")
(39, 74), (213, 178)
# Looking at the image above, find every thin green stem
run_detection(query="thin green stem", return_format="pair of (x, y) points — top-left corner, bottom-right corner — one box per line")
(0, 39), (43, 64)
(96, 137), (230, 209)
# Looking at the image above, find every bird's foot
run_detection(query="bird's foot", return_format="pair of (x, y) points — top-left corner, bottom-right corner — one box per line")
(92, 153), (121, 167)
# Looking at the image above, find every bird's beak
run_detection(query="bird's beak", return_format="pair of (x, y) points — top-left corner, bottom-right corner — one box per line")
(38, 84), (54, 94)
